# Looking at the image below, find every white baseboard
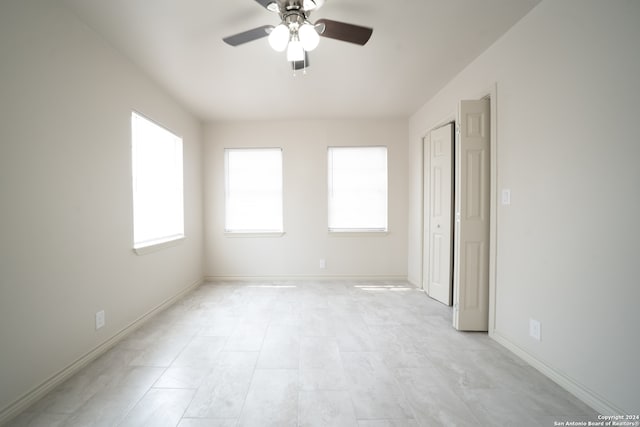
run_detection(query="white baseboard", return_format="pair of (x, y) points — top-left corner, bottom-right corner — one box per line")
(406, 278), (423, 289)
(490, 331), (623, 416)
(0, 278), (202, 426)
(204, 275), (409, 282)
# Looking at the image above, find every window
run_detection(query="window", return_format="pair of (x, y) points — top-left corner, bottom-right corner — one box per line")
(328, 146), (388, 232)
(225, 148), (283, 233)
(131, 112), (184, 249)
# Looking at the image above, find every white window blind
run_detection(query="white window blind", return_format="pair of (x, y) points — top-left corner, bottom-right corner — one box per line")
(131, 112), (184, 248)
(328, 146), (388, 232)
(225, 148), (283, 233)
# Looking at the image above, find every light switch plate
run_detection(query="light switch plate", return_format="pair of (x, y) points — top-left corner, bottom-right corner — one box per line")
(501, 189), (511, 205)
(529, 318), (541, 341)
(96, 310), (105, 330)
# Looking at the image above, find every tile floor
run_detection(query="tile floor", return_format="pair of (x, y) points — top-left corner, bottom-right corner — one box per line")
(9, 280), (597, 426)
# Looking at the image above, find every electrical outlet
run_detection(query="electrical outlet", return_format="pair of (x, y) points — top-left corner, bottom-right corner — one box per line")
(319, 259), (326, 269)
(529, 318), (541, 341)
(95, 310), (105, 330)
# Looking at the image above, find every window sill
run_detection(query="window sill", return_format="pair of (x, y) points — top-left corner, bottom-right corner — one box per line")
(224, 231), (286, 238)
(133, 235), (185, 255)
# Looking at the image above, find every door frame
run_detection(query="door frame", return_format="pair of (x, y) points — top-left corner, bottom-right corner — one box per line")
(420, 83), (498, 335)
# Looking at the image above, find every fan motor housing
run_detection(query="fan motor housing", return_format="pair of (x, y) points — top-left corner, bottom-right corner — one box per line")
(283, 11), (306, 29)
(273, 0), (324, 14)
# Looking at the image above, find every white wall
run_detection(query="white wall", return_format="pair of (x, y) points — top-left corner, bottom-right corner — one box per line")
(204, 119), (408, 279)
(408, 0), (640, 414)
(0, 0), (203, 419)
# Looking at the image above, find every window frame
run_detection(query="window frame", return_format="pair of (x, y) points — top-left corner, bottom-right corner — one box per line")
(224, 147), (284, 235)
(327, 145), (389, 233)
(131, 111), (185, 253)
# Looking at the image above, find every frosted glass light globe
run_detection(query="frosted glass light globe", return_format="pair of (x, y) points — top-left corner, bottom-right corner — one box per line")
(299, 23), (320, 51)
(286, 39), (305, 62)
(268, 24), (289, 52)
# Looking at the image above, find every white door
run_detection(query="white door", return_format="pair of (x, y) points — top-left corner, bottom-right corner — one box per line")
(427, 123), (454, 305)
(453, 99), (490, 331)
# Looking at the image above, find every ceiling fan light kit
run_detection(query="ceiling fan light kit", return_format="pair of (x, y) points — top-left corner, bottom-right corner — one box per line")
(268, 14), (319, 56)
(223, 0), (373, 73)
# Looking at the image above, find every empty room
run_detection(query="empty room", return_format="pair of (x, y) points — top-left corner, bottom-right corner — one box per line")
(1, 0), (638, 426)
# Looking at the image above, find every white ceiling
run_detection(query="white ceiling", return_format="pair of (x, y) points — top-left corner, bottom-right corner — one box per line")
(61, 0), (541, 122)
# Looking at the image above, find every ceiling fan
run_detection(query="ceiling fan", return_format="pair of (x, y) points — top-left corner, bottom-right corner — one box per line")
(222, 0), (373, 72)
